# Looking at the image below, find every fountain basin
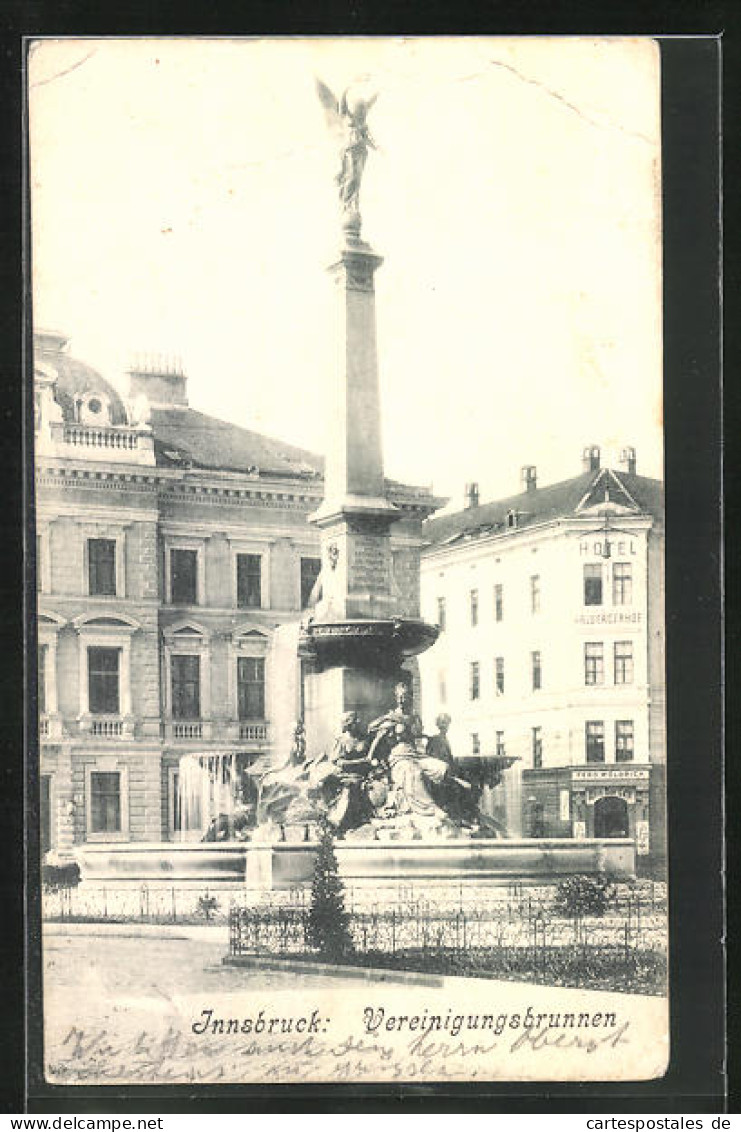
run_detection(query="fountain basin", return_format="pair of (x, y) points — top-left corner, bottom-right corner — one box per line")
(301, 618), (439, 669)
(74, 837), (635, 887)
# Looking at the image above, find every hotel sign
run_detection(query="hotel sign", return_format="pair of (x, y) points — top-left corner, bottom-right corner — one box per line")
(579, 539), (637, 557)
(572, 768), (650, 782)
(574, 610), (642, 626)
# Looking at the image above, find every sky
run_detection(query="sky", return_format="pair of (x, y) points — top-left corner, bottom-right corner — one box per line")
(29, 37), (662, 509)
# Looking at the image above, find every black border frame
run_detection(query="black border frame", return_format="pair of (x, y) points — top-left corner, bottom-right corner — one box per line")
(1, 19), (725, 1114)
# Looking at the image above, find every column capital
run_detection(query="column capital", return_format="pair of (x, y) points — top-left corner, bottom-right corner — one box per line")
(327, 243), (384, 292)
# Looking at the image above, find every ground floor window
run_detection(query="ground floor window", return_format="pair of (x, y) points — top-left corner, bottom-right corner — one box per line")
(529, 800), (545, 838)
(90, 771), (122, 833)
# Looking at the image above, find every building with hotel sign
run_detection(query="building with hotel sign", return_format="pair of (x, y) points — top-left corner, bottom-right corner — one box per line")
(419, 447), (665, 870)
(34, 331), (439, 858)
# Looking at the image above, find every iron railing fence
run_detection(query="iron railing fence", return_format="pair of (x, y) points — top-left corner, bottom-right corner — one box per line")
(227, 901), (666, 961)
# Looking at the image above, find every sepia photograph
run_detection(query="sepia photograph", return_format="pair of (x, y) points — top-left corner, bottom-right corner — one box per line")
(28, 36), (669, 1087)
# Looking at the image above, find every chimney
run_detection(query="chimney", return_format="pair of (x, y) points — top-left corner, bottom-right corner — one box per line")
(465, 482), (479, 509)
(582, 445), (601, 473)
(127, 352), (188, 409)
(619, 446), (637, 475)
(521, 465), (537, 492)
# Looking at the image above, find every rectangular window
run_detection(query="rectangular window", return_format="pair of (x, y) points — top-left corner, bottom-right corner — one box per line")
(614, 640), (634, 685)
(532, 726), (543, 769)
(530, 574), (541, 614)
(615, 720), (635, 762)
(90, 771), (121, 833)
(494, 584), (503, 622)
(38, 645), (47, 715)
(470, 588), (479, 627)
(496, 731), (505, 758)
(584, 563), (603, 606)
(171, 769), (202, 833)
(237, 553), (262, 609)
(438, 671), (447, 705)
(237, 656), (265, 719)
(495, 656), (505, 695)
(300, 556), (321, 610)
(469, 661), (480, 700)
(170, 548), (198, 605)
(586, 720), (605, 763)
(88, 538), (116, 597)
(171, 654), (201, 720)
(436, 596), (446, 632)
(584, 642), (604, 686)
(471, 733), (480, 755)
(613, 562), (633, 606)
(88, 647), (120, 714)
(531, 650), (542, 691)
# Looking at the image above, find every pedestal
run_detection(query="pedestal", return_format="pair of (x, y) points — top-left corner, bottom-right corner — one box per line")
(303, 662), (403, 760)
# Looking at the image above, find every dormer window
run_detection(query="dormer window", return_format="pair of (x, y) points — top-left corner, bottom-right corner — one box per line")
(76, 390), (112, 426)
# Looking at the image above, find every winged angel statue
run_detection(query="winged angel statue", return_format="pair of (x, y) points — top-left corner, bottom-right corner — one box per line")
(316, 78), (378, 227)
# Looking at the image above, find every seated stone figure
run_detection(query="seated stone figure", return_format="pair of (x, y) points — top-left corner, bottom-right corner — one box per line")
(321, 711), (377, 834)
(424, 713), (474, 826)
(367, 682), (450, 823)
(256, 720), (310, 826)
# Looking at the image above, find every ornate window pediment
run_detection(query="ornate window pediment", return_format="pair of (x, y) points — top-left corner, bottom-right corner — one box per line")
(165, 620), (208, 640)
(38, 611), (65, 627)
(72, 612), (140, 633)
(234, 624), (268, 641)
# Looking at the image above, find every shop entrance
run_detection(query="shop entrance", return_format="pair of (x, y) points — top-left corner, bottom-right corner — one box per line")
(593, 794), (629, 838)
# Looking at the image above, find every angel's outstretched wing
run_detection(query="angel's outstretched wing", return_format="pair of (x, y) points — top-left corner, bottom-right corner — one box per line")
(356, 91), (378, 123)
(315, 78), (343, 137)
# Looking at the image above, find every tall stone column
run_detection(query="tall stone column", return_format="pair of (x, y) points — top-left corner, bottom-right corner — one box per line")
(311, 241), (400, 623)
(302, 238), (436, 757)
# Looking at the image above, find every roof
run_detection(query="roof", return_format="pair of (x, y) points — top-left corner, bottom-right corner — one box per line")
(150, 406), (324, 479)
(36, 337), (129, 426)
(33, 332), (442, 508)
(424, 467), (664, 547)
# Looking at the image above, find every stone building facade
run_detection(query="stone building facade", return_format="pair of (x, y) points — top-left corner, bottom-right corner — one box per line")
(419, 448), (666, 870)
(35, 332), (437, 857)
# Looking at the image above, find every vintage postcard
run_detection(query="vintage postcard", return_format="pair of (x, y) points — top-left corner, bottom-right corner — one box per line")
(29, 36), (669, 1087)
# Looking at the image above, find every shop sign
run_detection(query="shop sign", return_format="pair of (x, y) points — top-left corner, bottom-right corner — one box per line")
(573, 768), (649, 782)
(573, 821), (586, 840)
(559, 789), (570, 822)
(586, 786), (636, 805)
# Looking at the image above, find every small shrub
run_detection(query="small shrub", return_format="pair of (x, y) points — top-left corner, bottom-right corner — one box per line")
(307, 821), (353, 962)
(553, 874), (616, 919)
(197, 894), (219, 921)
(42, 860), (81, 891)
